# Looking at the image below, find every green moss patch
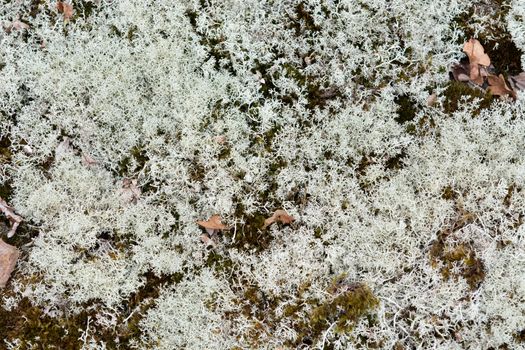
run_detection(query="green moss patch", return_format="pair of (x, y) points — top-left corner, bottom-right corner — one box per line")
(213, 271), (379, 348)
(0, 270), (184, 349)
(442, 81), (494, 115)
(429, 206), (485, 290)
(394, 94), (418, 124)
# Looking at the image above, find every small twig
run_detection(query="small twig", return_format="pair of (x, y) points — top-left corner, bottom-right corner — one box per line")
(318, 321), (337, 350)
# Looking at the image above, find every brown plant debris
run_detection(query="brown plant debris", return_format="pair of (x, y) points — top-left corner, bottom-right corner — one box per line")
(450, 38), (521, 100)
(0, 238), (19, 288)
(263, 209), (295, 229)
(463, 38), (491, 85)
(0, 197), (22, 238)
(197, 215), (229, 247)
(56, 2), (74, 20)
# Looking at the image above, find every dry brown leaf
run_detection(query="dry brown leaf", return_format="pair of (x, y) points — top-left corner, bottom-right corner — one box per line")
(263, 209), (295, 229)
(463, 38), (490, 66)
(0, 239), (19, 288)
(463, 39), (490, 84)
(488, 74), (516, 99)
(197, 215), (228, 245)
(0, 197), (22, 238)
(509, 72), (525, 92)
(450, 62), (471, 82)
(56, 2), (74, 20)
(197, 215), (228, 231)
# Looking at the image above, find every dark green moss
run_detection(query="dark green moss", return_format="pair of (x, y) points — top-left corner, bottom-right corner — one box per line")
(25, 0), (48, 19)
(268, 157), (288, 176)
(313, 227), (325, 239)
(284, 185), (309, 208)
(0, 139), (12, 201)
(126, 25), (138, 42)
(288, 281), (379, 347)
(394, 94), (418, 124)
(223, 207), (274, 253)
(76, 1), (98, 19)
(514, 329), (525, 343)
(117, 145), (149, 177)
(385, 151), (406, 170)
(204, 250), (234, 274)
(217, 146), (231, 160)
(286, 2), (322, 36)
(185, 5), (234, 73)
(0, 269), (182, 349)
(0, 297), (84, 350)
(306, 82), (341, 110)
(443, 81), (494, 115)
(115, 271), (184, 347)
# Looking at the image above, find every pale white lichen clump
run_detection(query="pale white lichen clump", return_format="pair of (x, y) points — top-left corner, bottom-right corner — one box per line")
(1, 0), (525, 349)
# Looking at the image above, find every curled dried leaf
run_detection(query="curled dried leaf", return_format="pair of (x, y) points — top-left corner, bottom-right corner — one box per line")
(0, 197), (22, 238)
(463, 39), (490, 84)
(509, 72), (525, 92)
(488, 74), (516, 99)
(263, 209), (295, 229)
(450, 62), (470, 82)
(197, 215), (228, 231)
(0, 238), (19, 288)
(463, 38), (490, 67)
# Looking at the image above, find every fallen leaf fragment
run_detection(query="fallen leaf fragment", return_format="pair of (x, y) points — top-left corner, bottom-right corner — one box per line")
(0, 238), (19, 288)
(488, 74), (516, 99)
(463, 38), (491, 66)
(197, 215), (228, 247)
(463, 39), (490, 84)
(119, 179), (141, 204)
(197, 215), (228, 234)
(450, 62), (471, 82)
(56, 2), (74, 20)
(263, 209), (295, 229)
(0, 197), (22, 238)
(509, 72), (525, 92)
